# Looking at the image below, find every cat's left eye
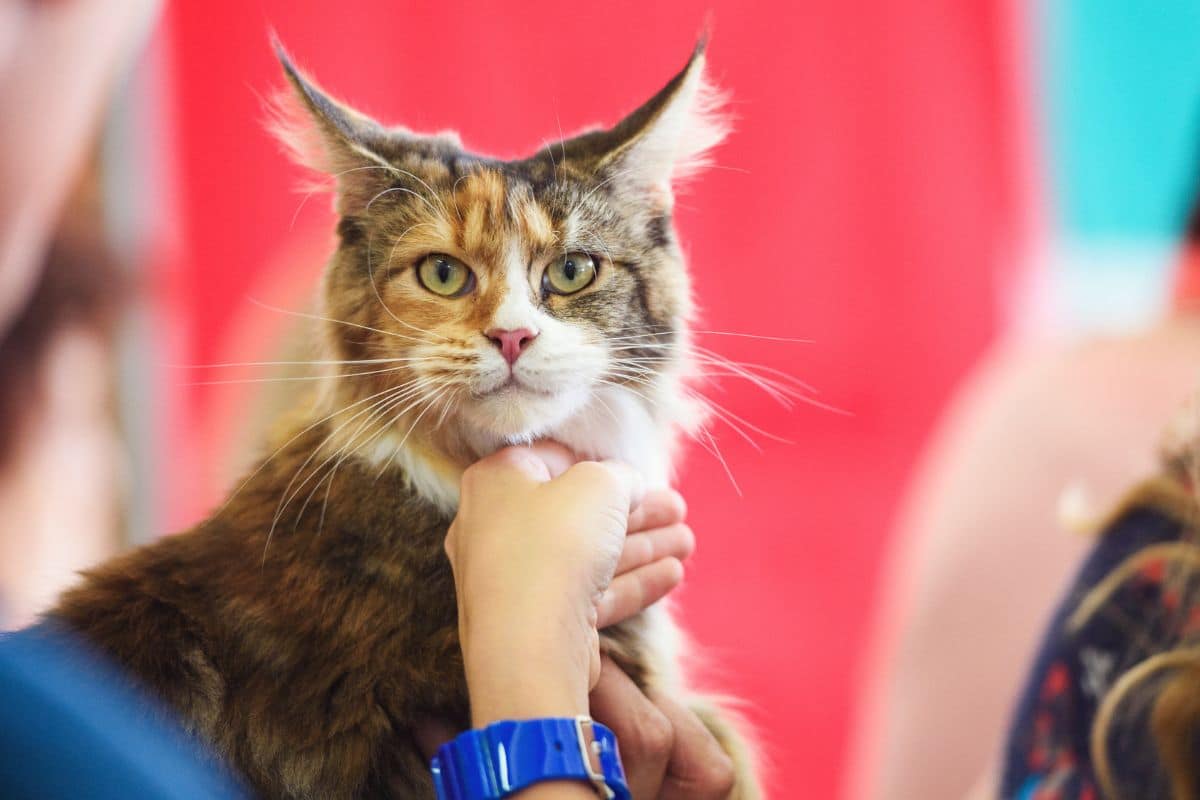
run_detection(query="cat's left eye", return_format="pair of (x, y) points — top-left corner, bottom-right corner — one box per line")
(416, 254), (475, 297)
(543, 252), (598, 295)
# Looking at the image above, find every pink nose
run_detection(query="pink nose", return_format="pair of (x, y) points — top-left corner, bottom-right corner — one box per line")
(486, 327), (538, 365)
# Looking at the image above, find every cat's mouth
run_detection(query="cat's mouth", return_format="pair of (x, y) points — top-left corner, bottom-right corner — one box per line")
(474, 374), (555, 399)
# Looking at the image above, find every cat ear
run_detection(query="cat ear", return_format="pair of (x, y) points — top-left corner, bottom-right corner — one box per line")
(269, 39), (398, 206)
(578, 40), (730, 204)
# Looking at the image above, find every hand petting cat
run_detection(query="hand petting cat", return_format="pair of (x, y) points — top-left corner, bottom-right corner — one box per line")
(446, 440), (646, 725)
(429, 441), (731, 799)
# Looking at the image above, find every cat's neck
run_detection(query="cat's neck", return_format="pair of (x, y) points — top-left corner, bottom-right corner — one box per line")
(372, 384), (679, 516)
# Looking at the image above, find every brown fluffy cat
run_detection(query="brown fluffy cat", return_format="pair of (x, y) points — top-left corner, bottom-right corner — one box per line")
(49, 39), (761, 799)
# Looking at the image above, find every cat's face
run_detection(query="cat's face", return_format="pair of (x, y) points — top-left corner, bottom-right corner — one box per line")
(275, 41), (725, 460)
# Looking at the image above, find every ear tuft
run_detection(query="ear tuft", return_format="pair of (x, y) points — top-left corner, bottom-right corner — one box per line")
(600, 41), (731, 194)
(664, 46), (732, 184)
(265, 37), (393, 185)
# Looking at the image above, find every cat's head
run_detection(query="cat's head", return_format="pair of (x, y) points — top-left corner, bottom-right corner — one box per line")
(273, 39), (727, 473)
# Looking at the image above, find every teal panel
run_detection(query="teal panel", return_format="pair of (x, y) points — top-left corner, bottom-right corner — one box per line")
(1042, 0), (1200, 240)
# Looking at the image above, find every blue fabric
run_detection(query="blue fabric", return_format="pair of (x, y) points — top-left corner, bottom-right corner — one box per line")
(0, 623), (248, 799)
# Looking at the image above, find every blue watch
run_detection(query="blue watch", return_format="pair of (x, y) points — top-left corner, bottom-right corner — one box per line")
(431, 716), (630, 799)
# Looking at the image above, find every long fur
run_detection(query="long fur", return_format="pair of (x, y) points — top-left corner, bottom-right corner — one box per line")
(47, 39), (763, 799)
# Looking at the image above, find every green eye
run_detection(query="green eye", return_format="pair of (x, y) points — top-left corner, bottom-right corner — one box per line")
(416, 254), (474, 297)
(544, 252), (597, 295)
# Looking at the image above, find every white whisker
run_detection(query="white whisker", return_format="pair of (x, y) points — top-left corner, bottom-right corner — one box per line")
(247, 298), (427, 345)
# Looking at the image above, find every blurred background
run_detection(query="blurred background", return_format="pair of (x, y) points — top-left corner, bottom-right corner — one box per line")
(5, 1), (1200, 798)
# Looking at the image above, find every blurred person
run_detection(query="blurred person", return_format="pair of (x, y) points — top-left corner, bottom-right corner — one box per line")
(0, 169), (125, 628)
(850, 301), (1200, 800)
(848, 4), (1200, 796)
(851, 224), (1200, 800)
(0, 0), (160, 628)
(991, 417), (1200, 799)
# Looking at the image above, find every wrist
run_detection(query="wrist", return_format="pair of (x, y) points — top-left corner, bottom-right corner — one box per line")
(462, 616), (594, 727)
(465, 637), (591, 727)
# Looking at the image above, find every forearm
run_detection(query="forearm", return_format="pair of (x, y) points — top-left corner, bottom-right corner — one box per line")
(463, 621), (598, 798)
(464, 615), (591, 727)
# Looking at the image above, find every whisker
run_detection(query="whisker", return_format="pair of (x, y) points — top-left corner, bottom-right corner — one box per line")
(180, 364), (410, 387)
(387, 167), (452, 220)
(219, 380), (419, 524)
(448, 172), (471, 222)
(688, 390), (794, 446)
(695, 422), (742, 496)
(284, 379), (438, 535)
(368, 221), (451, 341)
(288, 165), (395, 230)
(171, 357), (416, 370)
(365, 185), (441, 219)
(693, 330), (813, 344)
(374, 383), (460, 478)
(263, 381), (428, 561)
(247, 298), (427, 344)
(305, 384), (442, 536)
(594, 376), (742, 495)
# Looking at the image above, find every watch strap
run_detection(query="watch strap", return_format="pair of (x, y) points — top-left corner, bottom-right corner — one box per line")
(431, 716), (629, 800)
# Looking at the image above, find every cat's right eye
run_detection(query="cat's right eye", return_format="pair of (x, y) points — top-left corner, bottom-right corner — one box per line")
(416, 254), (475, 297)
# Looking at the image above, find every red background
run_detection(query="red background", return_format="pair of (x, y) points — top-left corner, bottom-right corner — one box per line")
(157, 2), (1023, 795)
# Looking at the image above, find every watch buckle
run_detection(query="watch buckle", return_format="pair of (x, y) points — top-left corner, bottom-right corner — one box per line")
(574, 716), (614, 799)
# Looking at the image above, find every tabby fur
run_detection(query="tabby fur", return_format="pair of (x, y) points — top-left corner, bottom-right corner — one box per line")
(50, 38), (761, 799)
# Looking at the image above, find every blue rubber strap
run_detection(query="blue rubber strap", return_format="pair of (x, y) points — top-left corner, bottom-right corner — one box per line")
(431, 718), (629, 800)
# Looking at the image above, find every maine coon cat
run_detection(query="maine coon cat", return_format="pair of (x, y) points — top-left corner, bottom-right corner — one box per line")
(48, 38), (762, 799)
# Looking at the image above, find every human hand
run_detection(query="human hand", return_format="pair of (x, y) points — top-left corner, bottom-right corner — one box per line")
(445, 442), (643, 726)
(422, 479), (693, 756)
(590, 657), (735, 800)
(596, 487), (693, 628)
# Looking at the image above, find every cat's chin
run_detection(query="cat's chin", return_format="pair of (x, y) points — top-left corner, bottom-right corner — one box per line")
(457, 383), (592, 449)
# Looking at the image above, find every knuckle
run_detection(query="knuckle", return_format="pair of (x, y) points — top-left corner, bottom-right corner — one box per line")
(699, 750), (738, 795)
(675, 523), (697, 555)
(570, 460), (610, 484)
(667, 488), (688, 518)
(628, 705), (674, 759)
(625, 535), (652, 565)
(569, 461), (627, 500)
(459, 462), (485, 491)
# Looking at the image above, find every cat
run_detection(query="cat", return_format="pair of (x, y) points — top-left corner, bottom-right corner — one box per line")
(48, 37), (762, 799)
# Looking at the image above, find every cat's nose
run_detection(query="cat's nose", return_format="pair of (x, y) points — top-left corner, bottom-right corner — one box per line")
(485, 327), (538, 365)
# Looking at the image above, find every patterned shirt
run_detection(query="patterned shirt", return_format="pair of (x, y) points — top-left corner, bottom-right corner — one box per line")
(1000, 486), (1195, 799)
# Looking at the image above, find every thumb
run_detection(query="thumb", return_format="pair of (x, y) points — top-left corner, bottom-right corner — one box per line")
(472, 441), (577, 489)
(557, 460), (645, 516)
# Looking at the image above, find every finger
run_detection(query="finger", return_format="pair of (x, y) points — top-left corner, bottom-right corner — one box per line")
(652, 694), (738, 800)
(627, 489), (687, 534)
(523, 440), (577, 478)
(589, 657), (672, 799)
(616, 524), (695, 575)
(599, 460), (645, 511)
(559, 460), (644, 514)
(597, 557), (685, 628)
(474, 441), (576, 485)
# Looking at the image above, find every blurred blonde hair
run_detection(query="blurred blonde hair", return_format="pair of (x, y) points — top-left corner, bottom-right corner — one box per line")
(1077, 420), (1200, 800)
